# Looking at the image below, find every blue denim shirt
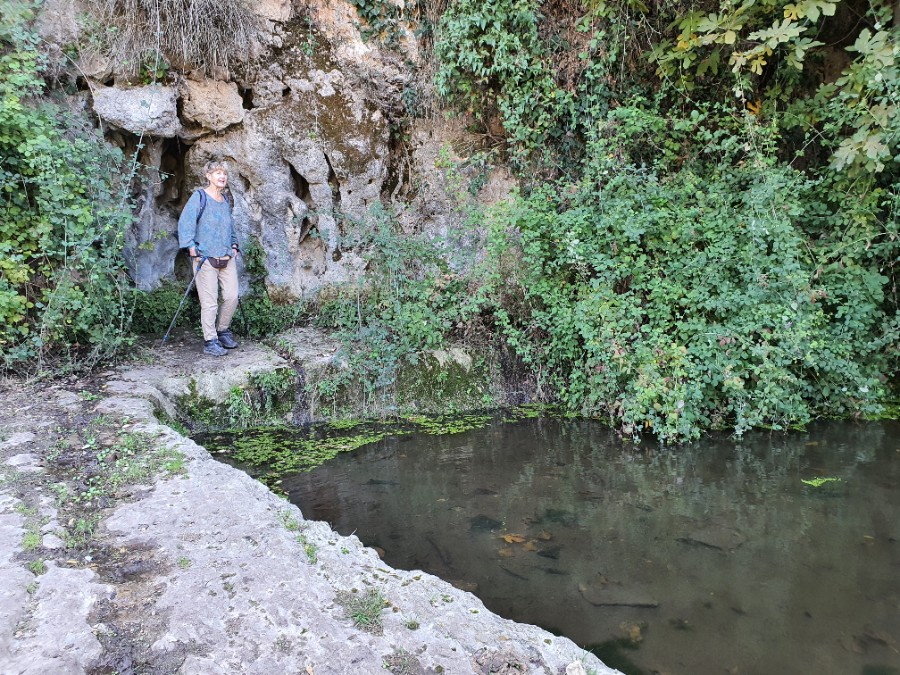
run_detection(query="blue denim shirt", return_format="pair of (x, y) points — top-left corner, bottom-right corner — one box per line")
(177, 190), (238, 258)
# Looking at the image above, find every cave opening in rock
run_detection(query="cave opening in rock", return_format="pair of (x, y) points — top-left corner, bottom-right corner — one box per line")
(289, 162), (315, 243)
(289, 163), (312, 207)
(239, 86), (255, 110)
(157, 137), (188, 210)
(323, 152), (341, 208)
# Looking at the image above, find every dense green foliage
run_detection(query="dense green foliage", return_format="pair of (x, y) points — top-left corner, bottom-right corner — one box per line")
(494, 108), (894, 439)
(2, 0), (896, 443)
(0, 8), (135, 372)
(434, 0), (899, 179)
(370, 0), (898, 440)
(435, 0), (572, 167)
(434, 0), (899, 439)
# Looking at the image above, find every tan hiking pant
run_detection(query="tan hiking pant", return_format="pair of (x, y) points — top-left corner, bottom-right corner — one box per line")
(194, 257), (238, 341)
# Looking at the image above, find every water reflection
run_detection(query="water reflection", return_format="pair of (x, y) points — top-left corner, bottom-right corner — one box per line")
(275, 419), (899, 675)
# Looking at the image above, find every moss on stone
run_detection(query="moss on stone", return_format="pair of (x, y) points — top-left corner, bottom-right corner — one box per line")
(395, 350), (496, 415)
(306, 347), (506, 421)
(176, 380), (220, 431)
(174, 367), (298, 432)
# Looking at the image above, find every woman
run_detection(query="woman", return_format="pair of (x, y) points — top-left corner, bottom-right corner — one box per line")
(177, 159), (241, 356)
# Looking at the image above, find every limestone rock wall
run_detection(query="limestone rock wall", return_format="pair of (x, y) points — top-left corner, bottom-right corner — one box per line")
(37, 0), (516, 296)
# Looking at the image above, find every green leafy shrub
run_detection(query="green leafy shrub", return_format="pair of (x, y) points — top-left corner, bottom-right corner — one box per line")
(131, 280), (200, 335)
(435, 0), (573, 168)
(490, 102), (896, 441)
(0, 12), (136, 372)
(231, 236), (308, 338)
(348, 0), (404, 46)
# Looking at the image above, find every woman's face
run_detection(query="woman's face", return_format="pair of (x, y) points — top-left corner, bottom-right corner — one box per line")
(206, 168), (228, 189)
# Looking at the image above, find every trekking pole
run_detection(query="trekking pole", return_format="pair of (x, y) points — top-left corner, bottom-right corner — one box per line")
(162, 256), (208, 345)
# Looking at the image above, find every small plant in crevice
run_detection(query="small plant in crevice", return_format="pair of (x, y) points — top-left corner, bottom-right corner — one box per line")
(27, 559), (47, 576)
(384, 648), (422, 675)
(221, 368), (297, 431)
(297, 533), (318, 564)
(335, 587), (388, 634)
(64, 515), (100, 549)
(279, 510), (301, 532)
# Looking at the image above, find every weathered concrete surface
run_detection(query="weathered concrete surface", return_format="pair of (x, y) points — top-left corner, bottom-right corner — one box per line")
(105, 329), (295, 420)
(0, 351), (620, 674)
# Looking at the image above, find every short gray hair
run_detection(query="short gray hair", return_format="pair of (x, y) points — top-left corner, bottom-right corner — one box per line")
(203, 159), (230, 175)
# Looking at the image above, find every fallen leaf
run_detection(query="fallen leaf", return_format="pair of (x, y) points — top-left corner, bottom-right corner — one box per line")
(523, 541), (538, 552)
(498, 547), (515, 557)
(503, 534), (526, 544)
(537, 531), (553, 541)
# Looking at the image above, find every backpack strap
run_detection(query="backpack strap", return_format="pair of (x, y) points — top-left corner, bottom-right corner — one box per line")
(195, 188), (208, 225)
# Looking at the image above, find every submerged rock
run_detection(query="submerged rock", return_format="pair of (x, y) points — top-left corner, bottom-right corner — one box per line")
(536, 545), (562, 560)
(469, 515), (503, 532)
(542, 508), (578, 527)
(677, 524), (745, 551)
(578, 578), (659, 608)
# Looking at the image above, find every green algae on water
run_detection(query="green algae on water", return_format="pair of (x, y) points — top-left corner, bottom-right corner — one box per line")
(208, 427), (386, 476)
(201, 408), (548, 482)
(405, 414), (492, 435)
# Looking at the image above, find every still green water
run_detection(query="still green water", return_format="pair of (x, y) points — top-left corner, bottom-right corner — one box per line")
(214, 418), (900, 675)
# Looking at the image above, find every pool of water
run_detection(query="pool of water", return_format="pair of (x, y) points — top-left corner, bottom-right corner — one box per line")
(220, 418), (900, 675)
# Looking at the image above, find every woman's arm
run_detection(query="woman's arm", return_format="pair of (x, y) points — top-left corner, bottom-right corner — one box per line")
(177, 191), (202, 254)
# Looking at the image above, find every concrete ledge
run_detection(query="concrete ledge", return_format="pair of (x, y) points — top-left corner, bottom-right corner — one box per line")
(0, 345), (618, 674)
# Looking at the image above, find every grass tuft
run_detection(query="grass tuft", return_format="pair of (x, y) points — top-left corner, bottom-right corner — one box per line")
(335, 588), (387, 634)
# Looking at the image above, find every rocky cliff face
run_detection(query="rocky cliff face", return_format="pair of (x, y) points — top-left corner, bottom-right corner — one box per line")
(38, 0), (502, 296)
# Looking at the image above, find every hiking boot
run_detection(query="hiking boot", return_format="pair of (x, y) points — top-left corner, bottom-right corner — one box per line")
(217, 328), (239, 349)
(203, 339), (228, 356)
